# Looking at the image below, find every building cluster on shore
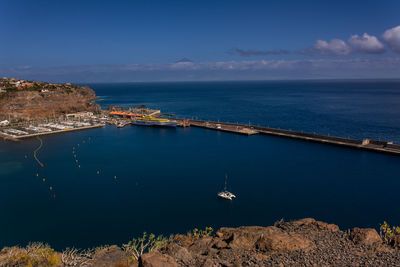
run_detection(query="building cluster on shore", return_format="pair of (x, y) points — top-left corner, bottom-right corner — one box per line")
(0, 77), (76, 92)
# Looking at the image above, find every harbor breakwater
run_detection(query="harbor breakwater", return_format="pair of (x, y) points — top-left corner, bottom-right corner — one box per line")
(2, 113), (400, 156)
(175, 118), (400, 156)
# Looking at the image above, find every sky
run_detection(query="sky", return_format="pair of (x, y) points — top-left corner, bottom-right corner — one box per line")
(1, 0), (400, 82)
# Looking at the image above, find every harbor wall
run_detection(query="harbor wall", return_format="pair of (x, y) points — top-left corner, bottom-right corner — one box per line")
(176, 118), (400, 156)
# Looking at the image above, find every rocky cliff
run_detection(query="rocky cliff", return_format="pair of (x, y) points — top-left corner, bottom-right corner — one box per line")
(139, 218), (399, 267)
(2, 218), (400, 267)
(0, 78), (99, 121)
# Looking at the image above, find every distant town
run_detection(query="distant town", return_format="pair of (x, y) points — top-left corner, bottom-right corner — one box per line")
(0, 77), (79, 93)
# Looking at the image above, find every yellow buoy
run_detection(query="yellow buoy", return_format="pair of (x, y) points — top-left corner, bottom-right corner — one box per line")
(78, 165), (81, 168)
(49, 186), (53, 190)
(43, 178), (45, 182)
(36, 173), (39, 177)
(74, 154), (76, 158)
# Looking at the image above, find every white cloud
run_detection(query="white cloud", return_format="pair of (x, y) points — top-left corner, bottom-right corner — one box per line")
(348, 33), (385, 54)
(303, 39), (351, 56)
(382, 25), (400, 53)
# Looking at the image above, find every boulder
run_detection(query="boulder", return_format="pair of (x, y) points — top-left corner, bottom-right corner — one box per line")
(188, 236), (213, 255)
(291, 218), (339, 232)
(255, 232), (315, 253)
(164, 243), (193, 265)
(216, 226), (282, 250)
(91, 245), (128, 267)
(212, 240), (228, 249)
(139, 252), (179, 267)
(349, 228), (382, 245)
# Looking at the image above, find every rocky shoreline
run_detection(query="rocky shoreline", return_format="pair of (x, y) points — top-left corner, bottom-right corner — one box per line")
(1, 218), (400, 266)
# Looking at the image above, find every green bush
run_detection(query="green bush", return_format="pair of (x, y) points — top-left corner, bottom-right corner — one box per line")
(380, 221), (400, 245)
(122, 232), (167, 262)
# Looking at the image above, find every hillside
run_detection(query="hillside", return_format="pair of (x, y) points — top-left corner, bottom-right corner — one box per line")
(0, 78), (99, 121)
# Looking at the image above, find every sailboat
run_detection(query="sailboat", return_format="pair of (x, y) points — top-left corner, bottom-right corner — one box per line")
(217, 174), (236, 200)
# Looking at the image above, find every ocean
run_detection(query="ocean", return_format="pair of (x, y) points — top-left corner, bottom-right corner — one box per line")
(1, 80), (400, 250)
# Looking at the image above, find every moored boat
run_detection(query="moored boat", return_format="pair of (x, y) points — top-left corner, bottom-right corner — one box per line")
(217, 174), (236, 200)
(132, 116), (177, 127)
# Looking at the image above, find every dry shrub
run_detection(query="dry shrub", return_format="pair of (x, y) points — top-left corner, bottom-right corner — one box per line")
(0, 242), (61, 267)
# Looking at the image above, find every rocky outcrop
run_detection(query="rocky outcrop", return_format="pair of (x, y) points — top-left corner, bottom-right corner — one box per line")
(2, 218), (400, 267)
(0, 80), (99, 121)
(140, 218), (400, 267)
(349, 227), (382, 245)
(90, 245), (128, 267)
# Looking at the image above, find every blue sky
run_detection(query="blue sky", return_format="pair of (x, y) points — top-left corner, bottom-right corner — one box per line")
(1, 0), (400, 81)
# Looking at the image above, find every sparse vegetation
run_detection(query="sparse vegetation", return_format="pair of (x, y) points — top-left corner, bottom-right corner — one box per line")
(380, 221), (400, 245)
(122, 232), (167, 262)
(172, 226), (214, 246)
(0, 242), (61, 267)
(61, 247), (94, 267)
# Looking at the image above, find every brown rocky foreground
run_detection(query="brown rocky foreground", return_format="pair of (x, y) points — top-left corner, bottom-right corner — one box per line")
(1, 218), (400, 267)
(137, 218), (399, 267)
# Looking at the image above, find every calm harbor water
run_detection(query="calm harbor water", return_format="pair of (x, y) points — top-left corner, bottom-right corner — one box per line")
(1, 80), (400, 250)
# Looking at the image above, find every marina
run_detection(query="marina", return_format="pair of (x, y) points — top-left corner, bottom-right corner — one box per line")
(2, 108), (400, 156)
(0, 120), (105, 140)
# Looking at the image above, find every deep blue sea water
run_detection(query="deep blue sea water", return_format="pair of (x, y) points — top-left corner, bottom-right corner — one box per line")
(1, 80), (400, 250)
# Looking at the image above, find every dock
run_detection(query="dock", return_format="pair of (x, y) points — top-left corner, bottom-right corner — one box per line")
(15, 124), (105, 139)
(187, 120), (259, 135)
(1, 123), (105, 141)
(175, 118), (400, 156)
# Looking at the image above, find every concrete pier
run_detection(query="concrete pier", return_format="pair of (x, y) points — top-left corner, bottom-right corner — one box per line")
(175, 118), (400, 156)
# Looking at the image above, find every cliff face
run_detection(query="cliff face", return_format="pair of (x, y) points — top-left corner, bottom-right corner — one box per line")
(0, 80), (98, 121)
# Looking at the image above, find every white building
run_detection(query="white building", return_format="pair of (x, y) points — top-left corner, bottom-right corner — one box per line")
(0, 120), (9, 126)
(66, 112), (94, 119)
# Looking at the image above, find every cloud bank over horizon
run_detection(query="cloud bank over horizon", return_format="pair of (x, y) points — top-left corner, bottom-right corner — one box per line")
(2, 23), (400, 82)
(229, 49), (290, 57)
(236, 25), (400, 57)
(2, 57), (399, 83)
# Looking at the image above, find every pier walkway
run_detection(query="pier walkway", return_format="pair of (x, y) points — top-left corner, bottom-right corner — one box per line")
(176, 118), (400, 156)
